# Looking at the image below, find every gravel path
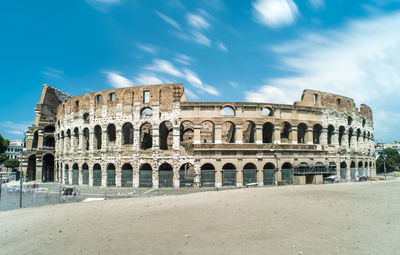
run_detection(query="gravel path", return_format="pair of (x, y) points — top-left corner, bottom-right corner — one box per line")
(1, 181), (399, 255)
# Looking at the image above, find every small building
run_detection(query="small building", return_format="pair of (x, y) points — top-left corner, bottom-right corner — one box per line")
(5, 140), (24, 160)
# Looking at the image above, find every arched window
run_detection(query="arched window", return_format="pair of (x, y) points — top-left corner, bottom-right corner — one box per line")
(32, 130), (39, 148)
(74, 127), (79, 147)
(141, 107), (153, 117)
(338, 126), (345, 146)
(297, 123), (307, 144)
(83, 113), (90, 124)
(122, 123), (133, 145)
(160, 121), (173, 150)
(200, 121), (215, 143)
(222, 121), (235, 143)
(107, 124), (116, 144)
(348, 116), (352, 125)
(262, 107), (273, 116)
(94, 125), (102, 150)
(281, 122), (291, 142)
(327, 125), (334, 145)
(313, 124), (322, 144)
(179, 163), (195, 187)
(43, 125), (55, 133)
(356, 128), (361, 142)
(180, 121), (194, 152)
(222, 163), (236, 186)
(348, 128), (353, 146)
(221, 106), (235, 116)
(201, 163), (215, 187)
(83, 128), (89, 150)
(242, 121), (256, 143)
(140, 123), (153, 150)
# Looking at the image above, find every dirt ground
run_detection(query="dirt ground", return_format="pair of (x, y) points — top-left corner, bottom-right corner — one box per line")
(1, 181), (399, 255)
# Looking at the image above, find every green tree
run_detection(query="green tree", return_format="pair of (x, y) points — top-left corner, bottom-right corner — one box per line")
(0, 153), (7, 163)
(376, 148), (400, 172)
(0, 133), (9, 153)
(3, 159), (20, 170)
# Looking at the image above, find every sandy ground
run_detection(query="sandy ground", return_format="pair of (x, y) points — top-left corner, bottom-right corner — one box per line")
(1, 181), (399, 255)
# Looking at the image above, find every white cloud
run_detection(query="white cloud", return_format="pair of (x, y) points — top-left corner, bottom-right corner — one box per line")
(0, 121), (31, 136)
(156, 11), (182, 30)
(145, 59), (184, 77)
(186, 13), (211, 30)
(245, 12), (400, 141)
(216, 41), (228, 52)
(133, 73), (163, 85)
(229, 81), (238, 88)
(184, 88), (199, 100)
(136, 43), (158, 55)
(252, 0), (299, 28)
(309, 0), (324, 9)
(105, 71), (133, 88)
(174, 53), (194, 65)
(42, 67), (64, 79)
(183, 69), (219, 96)
(191, 31), (211, 46)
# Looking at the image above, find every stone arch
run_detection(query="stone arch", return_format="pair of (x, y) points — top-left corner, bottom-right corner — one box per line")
(340, 161), (347, 180)
(32, 130), (39, 148)
(243, 162), (257, 185)
(141, 107), (153, 117)
(221, 105), (235, 116)
(328, 162), (337, 174)
(43, 125), (55, 133)
(159, 163), (173, 188)
(338, 126), (345, 146)
(356, 128), (361, 142)
(72, 162), (79, 185)
(180, 121), (194, 151)
(200, 163), (215, 187)
(200, 120), (215, 144)
(43, 135), (55, 148)
(264, 162), (276, 169)
(122, 122), (133, 145)
(94, 125), (102, 150)
(263, 122), (274, 143)
(222, 163), (236, 186)
(262, 106), (274, 116)
(106, 163), (116, 187)
(83, 128), (89, 150)
(107, 124), (116, 144)
(121, 163), (133, 187)
(140, 123), (153, 150)
(82, 163), (89, 185)
(83, 113), (90, 124)
(281, 162), (293, 184)
(64, 164), (69, 184)
(179, 163), (194, 187)
(281, 122), (292, 143)
(222, 121), (235, 143)
(242, 121), (256, 143)
(73, 127), (79, 147)
(139, 163), (153, 188)
(93, 163), (102, 186)
(297, 123), (308, 144)
(159, 121), (173, 151)
(327, 125), (335, 145)
(42, 154), (54, 182)
(348, 128), (354, 146)
(313, 124), (322, 144)
(27, 154), (36, 181)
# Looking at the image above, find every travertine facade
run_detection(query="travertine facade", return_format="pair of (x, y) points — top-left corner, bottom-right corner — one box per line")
(22, 83), (375, 187)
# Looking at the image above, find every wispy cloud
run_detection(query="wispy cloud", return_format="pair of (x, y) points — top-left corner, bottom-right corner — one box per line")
(0, 121), (31, 136)
(42, 67), (64, 79)
(309, 0), (324, 10)
(174, 53), (194, 65)
(229, 81), (238, 88)
(186, 13), (211, 30)
(136, 43), (158, 55)
(105, 71), (133, 88)
(156, 11), (182, 30)
(145, 59), (184, 77)
(216, 41), (228, 52)
(245, 12), (400, 140)
(252, 0), (299, 28)
(184, 88), (199, 100)
(191, 31), (211, 46)
(133, 73), (164, 85)
(86, 0), (120, 11)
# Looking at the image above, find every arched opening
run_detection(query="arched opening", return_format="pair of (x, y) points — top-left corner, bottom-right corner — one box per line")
(74, 128), (79, 148)
(43, 135), (55, 148)
(263, 163), (276, 185)
(222, 163), (236, 186)
(221, 106), (235, 116)
(139, 163), (152, 188)
(297, 162), (310, 175)
(358, 161), (363, 177)
(141, 107), (153, 117)
(263, 122), (274, 143)
(180, 121), (194, 153)
(42, 154), (54, 182)
(242, 121), (256, 143)
(363, 131), (366, 141)
(27, 154), (36, 181)
(348, 128), (353, 147)
(243, 163), (257, 185)
(313, 124), (322, 144)
(356, 128), (361, 143)
(32, 130), (39, 149)
(66, 129), (71, 149)
(93, 163), (102, 186)
(72, 163), (79, 185)
(222, 121), (235, 143)
(327, 125), (334, 145)
(350, 161), (356, 180)
(82, 163), (89, 185)
(201, 163), (215, 187)
(281, 162), (293, 184)
(297, 123), (308, 144)
(94, 125), (102, 150)
(262, 107), (274, 116)
(43, 125), (55, 133)
(106, 164), (116, 187)
(281, 122), (292, 143)
(83, 128), (89, 150)
(200, 121), (215, 144)
(83, 113), (90, 124)
(179, 163), (194, 187)
(348, 116), (353, 125)
(121, 163), (133, 187)
(159, 163), (173, 188)
(64, 164), (69, 184)
(328, 162), (337, 174)
(122, 122), (133, 145)
(107, 124), (116, 144)
(160, 121), (173, 150)
(338, 126), (345, 146)
(140, 123), (153, 150)
(340, 162), (347, 180)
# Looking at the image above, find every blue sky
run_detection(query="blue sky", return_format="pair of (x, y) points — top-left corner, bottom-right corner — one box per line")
(1, 0), (400, 143)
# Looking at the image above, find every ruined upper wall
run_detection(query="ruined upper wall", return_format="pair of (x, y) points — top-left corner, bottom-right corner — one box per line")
(57, 83), (185, 117)
(295, 89), (373, 120)
(35, 85), (71, 125)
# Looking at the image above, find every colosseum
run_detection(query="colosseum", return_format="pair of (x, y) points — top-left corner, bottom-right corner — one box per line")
(21, 83), (375, 188)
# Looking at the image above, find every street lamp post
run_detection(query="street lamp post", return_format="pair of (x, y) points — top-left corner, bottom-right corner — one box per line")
(19, 132), (26, 208)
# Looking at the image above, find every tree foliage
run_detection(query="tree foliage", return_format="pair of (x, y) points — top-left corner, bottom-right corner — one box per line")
(0, 153), (7, 163)
(376, 148), (400, 172)
(0, 133), (10, 153)
(3, 159), (20, 169)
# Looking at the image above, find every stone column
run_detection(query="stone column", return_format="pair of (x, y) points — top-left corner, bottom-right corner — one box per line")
(215, 125), (222, 144)
(102, 164), (107, 187)
(235, 126), (242, 144)
(236, 161), (243, 187)
(89, 131), (95, 152)
(194, 125), (201, 144)
(255, 126), (263, 144)
(102, 129), (107, 152)
(194, 163), (201, 187)
(273, 127), (281, 144)
(291, 127), (298, 144)
(172, 126), (180, 151)
(173, 166), (180, 188)
(320, 128), (328, 146)
(38, 130), (44, 150)
(307, 129), (313, 144)
(215, 170), (222, 188)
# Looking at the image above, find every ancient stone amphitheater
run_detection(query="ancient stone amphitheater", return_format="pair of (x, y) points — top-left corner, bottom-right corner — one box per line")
(22, 83), (375, 187)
